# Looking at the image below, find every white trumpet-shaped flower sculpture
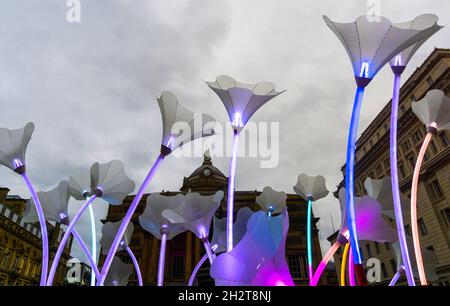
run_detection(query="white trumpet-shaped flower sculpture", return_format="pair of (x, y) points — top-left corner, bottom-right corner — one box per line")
(100, 220), (134, 255)
(409, 89), (450, 285)
(104, 257), (133, 286)
(256, 187), (287, 216)
(90, 160), (135, 205)
(0, 122), (34, 173)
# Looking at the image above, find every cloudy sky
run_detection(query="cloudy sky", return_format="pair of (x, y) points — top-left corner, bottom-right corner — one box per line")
(0, 0), (449, 264)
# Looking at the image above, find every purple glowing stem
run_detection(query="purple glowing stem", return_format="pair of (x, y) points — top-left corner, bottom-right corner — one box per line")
(88, 203), (97, 286)
(306, 198), (313, 285)
(310, 241), (340, 286)
(389, 266), (404, 287)
(125, 245), (143, 286)
(46, 195), (98, 286)
(157, 232), (167, 286)
(97, 154), (165, 286)
(348, 246), (355, 286)
(345, 86), (365, 265)
(390, 73), (415, 286)
(202, 240), (216, 265)
(21, 173), (49, 286)
(227, 130), (239, 252)
(71, 228), (100, 279)
(188, 253), (208, 286)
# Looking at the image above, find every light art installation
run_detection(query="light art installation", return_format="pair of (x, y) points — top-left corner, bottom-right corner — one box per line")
(68, 169), (98, 286)
(97, 91), (215, 285)
(139, 193), (188, 286)
(387, 14), (443, 287)
(293, 174), (329, 284)
(100, 221), (141, 286)
(207, 75), (284, 252)
(104, 257), (133, 286)
(22, 180), (100, 280)
(210, 208), (294, 286)
(0, 122), (48, 286)
(323, 14), (439, 285)
(410, 89), (450, 285)
(256, 186), (287, 217)
(47, 159), (135, 286)
(311, 188), (398, 286)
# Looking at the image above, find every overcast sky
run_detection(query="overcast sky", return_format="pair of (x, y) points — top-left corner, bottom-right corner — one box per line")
(0, 0), (449, 264)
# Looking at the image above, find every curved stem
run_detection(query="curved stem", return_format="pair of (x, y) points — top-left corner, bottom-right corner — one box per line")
(345, 86), (365, 267)
(340, 243), (350, 286)
(46, 195), (97, 286)
(310, 241), (340, 286)
(157, 233), (167, 286)
(202, 240), (215, 265)
(97, 154), (165, 286)
(348, 246), (355, 286)
(88, 203), (97, 286)
(188, 254), (208, 286)
(390, 73), (415, 286)
(227, 130), (239, 252)
(389, 266), (404, 287)
(411, 132), (433, 286)
(125, 245), (143, 286)
(306, 199), (314, 285)
(71, 228), (100, 278)
(21, 173), (49, 286)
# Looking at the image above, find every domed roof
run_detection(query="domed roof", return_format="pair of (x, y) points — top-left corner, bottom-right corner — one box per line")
(180, 152), (227, 193)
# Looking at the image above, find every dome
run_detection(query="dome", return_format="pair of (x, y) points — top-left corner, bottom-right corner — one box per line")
(180, 153), (227, 193)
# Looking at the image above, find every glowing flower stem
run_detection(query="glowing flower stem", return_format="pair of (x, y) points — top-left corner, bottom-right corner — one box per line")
(345, 86), (365, 271)
(188, 254), (208, 286)
(389, 266), (404, 287)
(390, 73), (415, 286)
(125, 245), (143, 286)
(340, 243), (350, 286)
(227, 130), (240, 252)
(306, 198), (314, 285)
(88, 203), (97, 286)
(21, 173), (48, 286)
(202, 240), (216, 265)
(348, 246), (355, 286)
(97, 154), (165, 286)
(411, 132), (433, 286)
(310, 241), (340, 286)
(46, 194), (98, 286)
(71, 228), (100, 278)
(157, 232), (167, 286)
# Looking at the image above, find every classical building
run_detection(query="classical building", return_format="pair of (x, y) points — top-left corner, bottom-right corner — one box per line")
(0, 187), (72, 286)
(100, 154), (334, 286)
(329, 48), (450, 286)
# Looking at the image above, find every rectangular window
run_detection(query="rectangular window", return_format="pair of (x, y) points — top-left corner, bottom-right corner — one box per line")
(405, 225), (411, 236)
(384, 243), (390, 251)
(407, 155), (416, 169)
(418, 218), (428, 236)
(366, 244), (372, 258)
(390, 259), (397, 274)
(374, 242), (380, 255)
(381, 263), (387, 279)
(399, 164), (406, 179)
(429, 180), (444, 201)
(402, 140), (411, 152)
(287, 255), (302, 279)
(171, 255), (185, 279)
(2, 252), (10, 269)
(430, 140), (438, 155)
(441, 208), (450, 228)
(426, 246), (437, 263)
(440, 132), (450, 147)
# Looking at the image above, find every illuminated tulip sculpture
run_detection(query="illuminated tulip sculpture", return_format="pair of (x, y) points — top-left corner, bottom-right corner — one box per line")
(256, 186), (287, 217)
(390, 235), (438, 286)
(23, 180), (100, 281)
(0, 122), (49, 285)
(104, 257), (133, 286)
(387, 14), (442, 287)
(207, 75), (284, 252)
(97, 91), (215, 285)
(139, 193), (187, 286)
(68, 169), (98, 286)
(311, 188), (397, 286)
(210, 208), (294, 286)
(324, 15), (438, 285)
(293, 174), (329, 285)
(187, 207), (254, 286)
(47, 160), (135, 285)
(162, 191), (224, 265)
(410, 89), (450, 285)
(100, 221), (141, 286)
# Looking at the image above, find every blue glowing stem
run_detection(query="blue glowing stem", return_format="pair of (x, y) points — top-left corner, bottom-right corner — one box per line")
(226, 130), (239, 252)
(97, 154), (165, 286)
(390, 73), (415, 286)
(88, 203), (97, 286)
(345, 86), (365, 265)
(46, 194), (98, 286)
(306, 199), (313, 284)
(22, 173), (49, 286)
(125, 245), (143, 286)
